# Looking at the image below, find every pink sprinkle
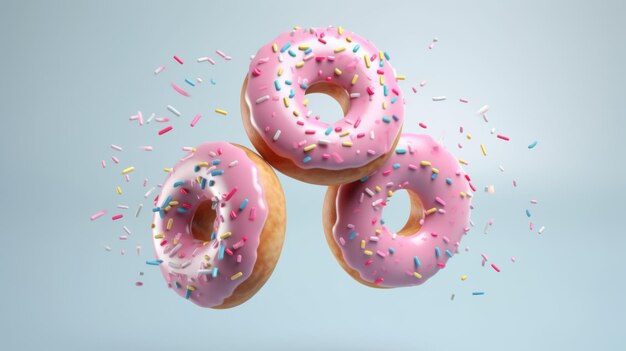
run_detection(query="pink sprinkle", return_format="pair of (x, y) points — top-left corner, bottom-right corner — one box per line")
(101, 160), (106, 168)
(249, 207), (256, 221)
(366, 86), (375, 95)
(236, 255), (242, 263)
(382, 169), (392, 176)
(154, 66), (165, 75)
(411, 87), (417, 93)
(252, 68), (261, 77)
(364, 259), (373, 266)
(171, 82), (190, 97)
(480, 253), (489, 261)
(224, 187), (238, 201)
(190, 114), (202, 127)
(111, 156), (120, 164)
(374, 278), (384, 285)
(112, 214), (123, 221)
(491, 263), (501, 272)
(173, 55), (184, 65)
(158, 126), (173, 135)
(437, 262), (446, 268)
(230, 210), (237, 220)
(511, 257), (516, 263)
(459, 98), (469, 103)
(419, 122), (427, 129)
(90, 210), (107, 221)
(135, 281), (143, 286)
(332, 152), (344, 164)
(497, 134), (510, 141)
(435, 196), (446, 206)
(216, 50), (231, 60)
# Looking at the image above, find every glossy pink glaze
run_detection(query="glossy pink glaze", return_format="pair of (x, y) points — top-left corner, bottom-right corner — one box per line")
(245, 26), (404, 170)
(331, 134), (472, 287)
(151, 142), (268, 307)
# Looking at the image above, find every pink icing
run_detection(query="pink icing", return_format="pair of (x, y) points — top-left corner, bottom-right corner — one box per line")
(330, 134), (472, 287)
(245, 26), (404, 170)
(151, 142), (268, 307)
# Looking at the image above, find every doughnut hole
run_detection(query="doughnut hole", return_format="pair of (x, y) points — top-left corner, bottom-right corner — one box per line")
(304, 81), (350, 123)
(191, 201), (217, 242)
(384, 189), (424, 237)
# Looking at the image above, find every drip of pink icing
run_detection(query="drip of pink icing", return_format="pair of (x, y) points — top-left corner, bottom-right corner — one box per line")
(332, 134), (472, 287)
(245, 27), (404, 170)
(151, 142), (268, 307)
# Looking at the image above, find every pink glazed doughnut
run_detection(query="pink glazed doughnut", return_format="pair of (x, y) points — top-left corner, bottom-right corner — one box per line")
(241, 26), (405, 185)
(322, 134), (472, 288)
(151, 142), (286, 308)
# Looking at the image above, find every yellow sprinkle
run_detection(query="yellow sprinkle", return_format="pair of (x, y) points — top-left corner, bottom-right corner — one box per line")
(459, 159), (468, 165)
(169, 201), (179, 206)
(360, 240), (366, 249)
(189, 147), (197, 152)
(298, 44), (310, 50)
(220, 231), (232, 239)
(396, 75), (406, 81)
(166, 218), (173, 230)
(164, 205), (171, 212)
(154, 233), (164, 239)
(334, 67), (342, 75)
(379, 51), (384, 60)
(215, 108), (228, 116)
(466, 133), (472, 140)
(375, 186), (381, 192)
(461, 275), (468, 281)
(204, 255), (211, 261)
(375, 229), (382, 235)
(197, 161), (209, 168)
(420, 161), (432, 167)
(379, 75), (384, 85)
(364, 54), (371, 68)
(303, 144), (317, 152)
(460, 192), (467, 198)
(116, 186), (122, 195)
(151, 223), (155, 229)
(346, 36), (352, 43)
(334, 47), (346, 53)
(425, 207), (437, 216)
(202, 241), (210, 246)
(163, 168), (171, 172)
(339, 131), (350, 137)
(413, 272), (423, 279)
(338, 26), (343, 35)
(186, 285), (196, 291)
(480, 143), (487, 156)
(382, 101), (387, 110)
(303, 98), (309, 106)
(121, 167), (135, 175)
(387, 190), (393, 197)
(293, 110), (300, 117)
(230, 272), (243, 280)
(283, 97), (290, 108)
(293, 26), (300, 30)
(342, 141), (353, 147)
(295, 61), (305, 68)
(364, 250), (373, 256)
(277, 67), (283, 76)
(272, 43), (278, 53)
(432, 168), (439, 174)
(351, 74), (359, 85)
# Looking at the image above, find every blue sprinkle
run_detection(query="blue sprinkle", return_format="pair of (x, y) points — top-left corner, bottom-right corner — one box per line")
(431, 173), (438, 180)
(352, 44), (360, 53)
(200, 177), (207, 189)
(325, 127), (333, 135)
(288, 49), (296, 57)
(159, 209), (164, 218)
(349, 231), (357, 240)
(185, 288), (191, 299)
(285, 80), (292, 85)
(304, 48), (312, 54)
(391, 96), (398, 104)
(384, 51), (390, 60)
(300, 83), (309, 89)
(380, 219), (385, 225)
(395, 149), (407, 154)
(388, 247), (395, 254)
(360, 176), (369, 182)
(208, 180), (215, 187)
(274, 80), (282, 91)
(211, 170), (224, 176)
(175, 281), (181, 289)
(218, 242), (225, 260)
(383, 85), (389, 96)
(435, 246), (441, 258)
(145, 260), (163, 266)
(280, 42), (291, 53)
(212, 267), (219, 278)
(392, 163), (400, 169)
(211, 232), (216, 240)
(177, 207), (188, 213)
(239, 198), (249, 211)
(194, 165), (200, 172)
(289, 89), (295, 98)
(446, 178), (453, 185)
(472, 291), (485, 296)
(210, 78), (216, 85)
(526, 209), (531, 218)
(392, 114), (399, 122)
(162, 195), (172, 208)
(445, 249), (453, 258)
(382, 116), (391, 123)
(528, 141), (538, 149)
(152, 207), (160, 213)
(303, 156), (312, 163)
(414, 256), (421, 267)
(379, 59), (384, 67)
(185, 78), (196, 87)
(212, 159), (221, 165)
(173, 181), (185, 188)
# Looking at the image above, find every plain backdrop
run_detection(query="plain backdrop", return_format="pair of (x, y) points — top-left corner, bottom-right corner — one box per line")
(1, 1), (624, 350)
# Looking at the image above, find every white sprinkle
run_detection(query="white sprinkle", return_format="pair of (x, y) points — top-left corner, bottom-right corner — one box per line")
(369, 131), (375, 140)
(144, 187), (155, 198)
(229, 160), (238, 167)
(198, 269), (212, 275)
(136, 245), (141, 256)
(154, 66), (165, 75)
(168, 261), (182, 269)
(499, 165), (505, 172)
(146, 113), (156, 124)
(117, 204), (129, 209)
(169, 243), (182, 257)
(432, 96), (447, 101)
(123, 226), (131, 235)
(111, 144), (123, 151)
(369, 236), (379, 242)
(318, 139), (330, 145)
(339, 237), (346, 246)
(142, 146), (153, 151)
(273, 130), (282, 141)
(135, 204), (143, 218)
(372, 198), (384, 207)
(420, 81), (427, 87)
(538, 226), (546, 234)
(364, 188), (374, 197)
(166, 105), (181, 117)
(350, 93), (361, 98)
(255, 95), (270, 104)
(477, 105), (489, 115)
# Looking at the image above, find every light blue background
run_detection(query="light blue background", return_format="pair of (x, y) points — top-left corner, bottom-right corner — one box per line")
(1, 1), (624, 350)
